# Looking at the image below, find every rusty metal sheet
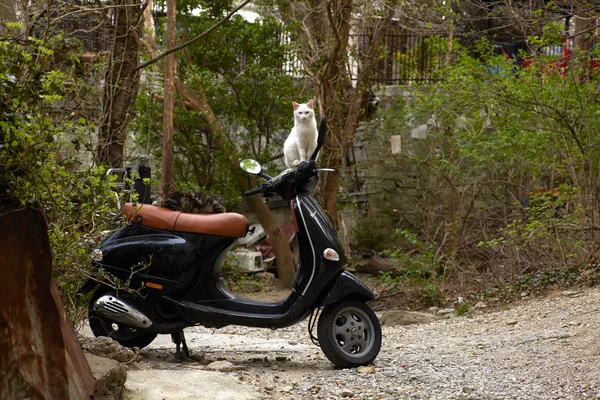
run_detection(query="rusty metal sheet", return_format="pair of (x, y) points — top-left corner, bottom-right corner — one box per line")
(0, 207), (95, 399)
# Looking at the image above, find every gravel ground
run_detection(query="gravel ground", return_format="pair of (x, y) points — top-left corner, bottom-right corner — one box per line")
(128, 286), (600, 400)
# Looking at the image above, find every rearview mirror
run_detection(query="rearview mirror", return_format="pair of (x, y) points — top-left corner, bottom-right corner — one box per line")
(240, 159), (262, 175)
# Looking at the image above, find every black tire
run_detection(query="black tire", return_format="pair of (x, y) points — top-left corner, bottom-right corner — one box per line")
(317, 299), (382, 368)
(88, 289), (157, 349)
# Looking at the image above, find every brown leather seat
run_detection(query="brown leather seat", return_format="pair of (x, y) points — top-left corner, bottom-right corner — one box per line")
(121, 203), (249, 238)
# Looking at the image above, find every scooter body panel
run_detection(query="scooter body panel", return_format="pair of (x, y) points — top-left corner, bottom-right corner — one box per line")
(96, 224), (236, 298)
(292, 194), (348, 298)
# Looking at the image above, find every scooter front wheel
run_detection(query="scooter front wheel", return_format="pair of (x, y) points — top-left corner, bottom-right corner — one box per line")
(88, 290), (157, 349)
(317, 299), (382, 368)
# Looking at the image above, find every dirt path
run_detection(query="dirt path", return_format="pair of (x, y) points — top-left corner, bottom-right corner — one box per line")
(119, 286), (600, 399)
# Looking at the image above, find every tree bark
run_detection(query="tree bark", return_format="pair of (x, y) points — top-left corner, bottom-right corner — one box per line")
(572, 11), (595, 84)
(162, 0), (176, 185)
(98, 0), (143, 167)
(142, 0), (157, 56)
(355, 255), (399, 277)
(174, 80), (296, 288)
(0, 0), (17, 34)
(312, 0), (398, 224)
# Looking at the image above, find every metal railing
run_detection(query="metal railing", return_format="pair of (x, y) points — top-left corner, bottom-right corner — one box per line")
(355, 32), (450, 85)
(284, 32), (454, 85)
(57, 17), (453, 85)
(57, 17), (108, 53)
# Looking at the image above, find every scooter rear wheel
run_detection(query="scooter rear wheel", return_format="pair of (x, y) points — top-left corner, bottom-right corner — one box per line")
(88, 289), (157, 349)
(317, 299), (382, 368)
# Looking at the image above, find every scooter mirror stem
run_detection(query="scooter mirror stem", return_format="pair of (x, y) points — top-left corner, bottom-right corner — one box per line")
(310, 116), (327, 161)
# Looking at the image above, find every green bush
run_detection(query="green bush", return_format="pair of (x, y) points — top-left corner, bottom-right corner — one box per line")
(0, 34), (117, 322)
(352, 214), (397, 254)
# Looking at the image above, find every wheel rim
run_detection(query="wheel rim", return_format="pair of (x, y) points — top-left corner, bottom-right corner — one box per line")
(331, 306), (376, 358)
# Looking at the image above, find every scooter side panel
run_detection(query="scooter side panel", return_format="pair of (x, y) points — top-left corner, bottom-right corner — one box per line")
(96, 224), (236, 297)
(292, 195), (347, 298)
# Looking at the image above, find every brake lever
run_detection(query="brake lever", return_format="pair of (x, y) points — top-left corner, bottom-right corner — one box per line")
(297, 160), (317, 175)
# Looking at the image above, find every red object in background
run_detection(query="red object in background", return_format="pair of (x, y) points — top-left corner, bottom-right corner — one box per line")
(522, 40), (599, 77)
(522, 44), (572, 76)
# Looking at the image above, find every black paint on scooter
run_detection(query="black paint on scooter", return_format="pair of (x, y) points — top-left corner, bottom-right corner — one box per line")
(86, 116), (382, 368)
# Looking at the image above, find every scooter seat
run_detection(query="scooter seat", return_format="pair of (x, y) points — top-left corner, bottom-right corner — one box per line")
(121, 203), (249, 238)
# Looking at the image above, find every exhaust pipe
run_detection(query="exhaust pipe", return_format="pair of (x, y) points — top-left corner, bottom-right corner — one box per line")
(93, 295), (153, 329)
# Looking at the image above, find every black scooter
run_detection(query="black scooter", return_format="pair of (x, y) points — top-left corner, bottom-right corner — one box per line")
(84, 117), (382, 368)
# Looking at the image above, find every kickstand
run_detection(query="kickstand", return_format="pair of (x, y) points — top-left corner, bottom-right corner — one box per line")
(171, 330), (190, 360)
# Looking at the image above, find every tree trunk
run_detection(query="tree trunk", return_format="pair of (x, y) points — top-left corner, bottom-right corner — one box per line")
(142, 0), (157, 56)
(573, 12), (595, 84)
(245, 195), (296, 287)
(0, 0), (17, 34)
(313, 0), (398, 224)
(98, 0), (143, 167)
(162, 0), (176, 185)
(174, 80), (296, 288)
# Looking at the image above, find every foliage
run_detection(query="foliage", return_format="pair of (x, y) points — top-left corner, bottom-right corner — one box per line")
(0, 34), (118, 321)
(471, 264), (600, 305)
(393, 35), (460, 82)
(382, 30), (600, 282)
(358, 229), (446, 308)
(455, 302), (470, 316)
(132, 2), (303, 204)
(365, 269), (446, 308)
(221, 252), (267, 293)
(351, 213), (397, 254)
(385, 229), (442, 280)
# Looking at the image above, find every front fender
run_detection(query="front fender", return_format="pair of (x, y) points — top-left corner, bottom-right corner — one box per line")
(320, 271), (375, 307)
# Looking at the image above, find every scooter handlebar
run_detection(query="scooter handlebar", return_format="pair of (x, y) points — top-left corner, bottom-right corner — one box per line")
(244, 165), (333, 198)
(244, 187), (264, 197)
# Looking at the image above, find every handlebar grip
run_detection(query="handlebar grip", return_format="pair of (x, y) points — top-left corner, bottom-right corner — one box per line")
(245, 187), (264, 197)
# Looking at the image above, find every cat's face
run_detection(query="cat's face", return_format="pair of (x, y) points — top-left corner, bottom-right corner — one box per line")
(293, 99), (315, 122)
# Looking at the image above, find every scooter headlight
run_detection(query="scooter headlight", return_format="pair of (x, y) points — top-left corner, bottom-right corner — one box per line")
(91, 248), (103, 262)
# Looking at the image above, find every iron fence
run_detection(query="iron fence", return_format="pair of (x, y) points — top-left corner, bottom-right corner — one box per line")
(57, 17), (108, 53)
(284, 32), (454, 85)
(55, 10), (453, 84)
(356, 32), (450, 85)
(57, 17), (454, 85)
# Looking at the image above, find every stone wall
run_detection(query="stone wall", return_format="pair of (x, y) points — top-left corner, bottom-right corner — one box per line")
(339, 85), (437, 251)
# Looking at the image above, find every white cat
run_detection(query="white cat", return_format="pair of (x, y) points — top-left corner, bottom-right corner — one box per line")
(283, 99), (318, 168)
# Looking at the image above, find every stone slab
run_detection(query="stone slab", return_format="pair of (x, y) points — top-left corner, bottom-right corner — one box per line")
(85, 353), (127, 400)
(123, 370), (261, 400)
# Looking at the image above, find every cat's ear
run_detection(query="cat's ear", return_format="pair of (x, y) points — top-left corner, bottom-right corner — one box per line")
(292, 102), (300, 110)
(307, 99), (314, 108)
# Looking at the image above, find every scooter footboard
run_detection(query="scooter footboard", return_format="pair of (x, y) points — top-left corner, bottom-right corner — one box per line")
(319, 271), (375, 307)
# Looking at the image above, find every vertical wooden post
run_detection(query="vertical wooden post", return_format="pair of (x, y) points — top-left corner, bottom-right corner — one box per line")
(162, 0), (176, 186)
(0, 0), (17, 35)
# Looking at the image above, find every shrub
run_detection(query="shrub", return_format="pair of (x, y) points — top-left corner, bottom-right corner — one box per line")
(0, 34), (117, 322)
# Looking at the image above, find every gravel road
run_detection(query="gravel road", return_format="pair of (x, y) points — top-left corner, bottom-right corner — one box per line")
(127, 286), (600, 400)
